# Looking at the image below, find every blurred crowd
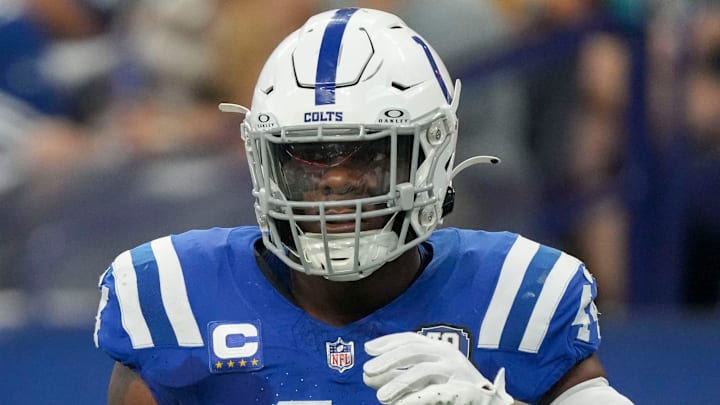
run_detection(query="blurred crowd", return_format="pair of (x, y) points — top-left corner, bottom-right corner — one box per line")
(0, 0), (718, 328)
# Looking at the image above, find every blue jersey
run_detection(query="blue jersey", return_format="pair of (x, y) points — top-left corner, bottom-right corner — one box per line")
(94, 227), (600, 404)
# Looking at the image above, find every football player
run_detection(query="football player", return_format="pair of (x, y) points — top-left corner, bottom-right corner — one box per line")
(95, 8), (634, 405)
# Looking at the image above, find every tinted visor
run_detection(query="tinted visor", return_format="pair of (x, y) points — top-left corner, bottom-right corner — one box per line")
(269, 136), (412, 202)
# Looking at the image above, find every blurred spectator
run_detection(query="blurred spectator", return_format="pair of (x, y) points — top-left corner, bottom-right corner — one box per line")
(104, 0), (226, 156)
(644, 1), (720, 309)
(211, 0), (322, 106)
(565, 33), (631, 312)
(678, 4), (720, 308)
(683, 5), (720, 160)
(0, 0), (123, 290)
(505, 1), (635, 312)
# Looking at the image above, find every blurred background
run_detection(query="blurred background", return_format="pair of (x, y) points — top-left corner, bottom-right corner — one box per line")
(0, 0), (718, 403)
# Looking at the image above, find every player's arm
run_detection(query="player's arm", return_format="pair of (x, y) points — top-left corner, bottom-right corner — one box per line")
(539, 354), (633, 405)
(108, 362), (157, 405)
(538, 353), (604, 404)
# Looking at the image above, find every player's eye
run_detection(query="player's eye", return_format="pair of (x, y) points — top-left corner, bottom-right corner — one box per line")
(283, 143), (361, 167)
(282, 141), (387, 168)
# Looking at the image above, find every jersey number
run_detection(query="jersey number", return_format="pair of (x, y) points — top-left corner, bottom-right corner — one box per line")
(572, 284), (600, 342)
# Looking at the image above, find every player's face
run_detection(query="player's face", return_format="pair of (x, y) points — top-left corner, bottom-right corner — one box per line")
(270, 137), (411, 233)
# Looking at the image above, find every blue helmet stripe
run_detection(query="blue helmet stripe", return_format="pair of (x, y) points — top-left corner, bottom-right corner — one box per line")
(412, 35), (451, 104)
(315, 7), (359, 105)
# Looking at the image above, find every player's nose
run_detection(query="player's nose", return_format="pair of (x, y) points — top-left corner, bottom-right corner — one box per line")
(319, 165), (363, 196)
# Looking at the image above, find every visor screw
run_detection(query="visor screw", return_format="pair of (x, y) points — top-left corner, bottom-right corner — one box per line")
(428, 125), (444, 145)
(419, 207), (435, 226)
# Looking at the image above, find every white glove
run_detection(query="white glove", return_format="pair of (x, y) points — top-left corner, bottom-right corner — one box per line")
(363, 332), (514, 405)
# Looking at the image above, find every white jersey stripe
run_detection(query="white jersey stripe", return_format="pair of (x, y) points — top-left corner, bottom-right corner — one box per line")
(94, 287), (109, 348)
(152, 236), (204, 347)
(113, 250), (154, 348)
(93, 269), (109, 348)
(519, 252), (581, 353)
(478, 236), (540, 349)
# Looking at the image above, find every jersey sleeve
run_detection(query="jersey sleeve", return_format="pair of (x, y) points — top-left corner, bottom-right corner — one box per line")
(474, 234), (601, 404)
(94, 257), (142, 368)
(93, 235), (209, 389)
(522, 260), (601, 402)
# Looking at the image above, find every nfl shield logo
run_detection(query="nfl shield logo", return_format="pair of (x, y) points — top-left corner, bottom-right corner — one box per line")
(326, 337), (354, 373)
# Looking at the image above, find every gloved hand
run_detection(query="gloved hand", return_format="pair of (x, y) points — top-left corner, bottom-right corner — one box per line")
(363, 332), (514, 405)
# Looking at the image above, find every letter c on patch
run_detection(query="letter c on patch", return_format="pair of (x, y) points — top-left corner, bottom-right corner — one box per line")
(212, 323), (259, 359)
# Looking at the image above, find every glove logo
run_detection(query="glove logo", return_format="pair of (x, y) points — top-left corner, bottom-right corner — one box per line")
(207, 321), (264, 374)
(326, 337), (355, 373)
(417, 325), (471, 358)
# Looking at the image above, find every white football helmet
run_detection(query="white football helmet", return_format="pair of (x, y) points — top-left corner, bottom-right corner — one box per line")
(221, 8), (497, 281)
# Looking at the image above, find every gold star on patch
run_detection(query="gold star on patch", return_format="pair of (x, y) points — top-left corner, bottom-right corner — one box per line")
(251, 358), (259, 366)
(215, 361), (223, 369)
(239, 359), (247, 367)
(227, 360), (235, 368)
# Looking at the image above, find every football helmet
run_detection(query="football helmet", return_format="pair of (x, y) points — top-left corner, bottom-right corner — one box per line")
(221, 8), (497, 281)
